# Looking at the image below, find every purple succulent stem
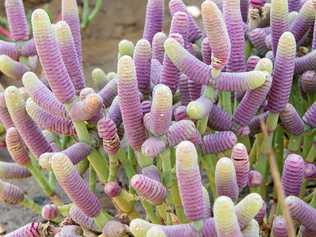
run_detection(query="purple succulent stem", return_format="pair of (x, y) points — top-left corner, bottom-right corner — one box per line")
(134, 39), (152, 97)
(231, 143), (250, 190)
(286, 196), (316, 231)
(246, 56), (260, 71)
(51, 154), (102, 217)
(174, 105), (188, 121)
(240, 0), (249, 22)
(208, 104), (233, 131)
(303, 100), (316, 127)
(176, 141), (204, 221)
(201, 131), (237, 154)
(98, 77), (118, 108)
(169, 0), (203, 42)
(117, 56), (147, 151)
(26, 99), (76, 136)
(160, 33), (184, 94)
(178, 74), (191, 105)
(232, 76), (271, 129)
(295, 50), (316, 74)
(5, 87), (53, 158)
(248, 28), (270, 56)
(281, 154), (305, 196)
(300, 71), (316, 93)
(55, 21), (85, 92)
(248, 112), (269, 135)
(143, 0), (164, 43)
(32, 9), (75, 103)
(267, 32), (296, 113)
(304, 162), (316, 179)
(289, 0), (301, 11)
(0, 40), (18, 60)
(19, 39), (37, 57)
(62, 0), (83, 66)
(63, 143), (91, 165)
(201, 37), (212, 65)
(223, 0), (246, 72)
(131, 174), (166, 205)
(280, 103), (305, 135)
(141, 137), (166, 158)
(22, 72), (68, 119)
(150, 58), (162, 86)
(97, 117), (120, 156)
(167, 120), (201, 146)
(290, 0), (315, 43)
(152, 32), (167, 64)
(0, 93), (14, 129)
(188, 79), (202, 101)
(272, 216), (288, 237)
(6, 127), (31, 166)
(5, 222), (41, 237)
(106, 96), (122, 127)
(141, 165), (161, 182)
(215, 158), (240, 201)
(270, 0), (289, 57)
(5, 0), (29, 41)
(69, 206), (98, 232)
(41, 204), (59, 220)
(141, 100), (152, 115)
(0, 161), (31, 179)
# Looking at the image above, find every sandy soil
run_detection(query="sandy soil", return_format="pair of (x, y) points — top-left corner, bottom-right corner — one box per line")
(0, 0), (200, 233)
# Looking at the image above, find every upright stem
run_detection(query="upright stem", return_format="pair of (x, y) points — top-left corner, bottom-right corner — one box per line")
(81, 0), (90, 28)
(89, 165), (97, 192)
(117, 148), (135, 181)
(88, 0), (103, 22)
(94, 210), (113, 231)
(141, 200), (160, 224)
(108, 152), (120, 182)
(220, 91), (232, 115)
(159, 149), (186, 223)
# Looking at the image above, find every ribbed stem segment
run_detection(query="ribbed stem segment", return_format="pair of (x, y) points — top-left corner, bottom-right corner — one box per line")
(62, 0), (82, 65)
(32, 9), (75, 103)
(0, 55), (29, 80)
(5, 86), (52, 158)
(134, 39), (152, 97)
(202, 132), (237, 154)
(270, 0), (289, 56)
(167, 120), (201, 146)
(223, 0), (246, 72)
(201, 0), (230, 71)
(303, 101), (316, 128)
(214, 196), (243, 237)
(117, 56), (147, 151)
(267, 32), (296, 113)
(0, 161), (31, 179)
(281, 154), (304, 196)
(54, 21), (85, 92)
(176, 141), (204, 221)
(5, 0), (29, 41)
(215, 157), (239, 201)
(143, 0), (164, 43)
(25, 98), (75, 136)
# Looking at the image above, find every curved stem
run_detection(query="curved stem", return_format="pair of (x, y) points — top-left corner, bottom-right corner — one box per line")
(21, 198), (41, 214)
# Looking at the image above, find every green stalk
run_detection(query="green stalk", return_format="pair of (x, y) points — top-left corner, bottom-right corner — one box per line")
(306, 142), (316, 162)
(117, 148), (135, 181)
(94, 210), (113, 230)
(81, 0), (90, 29)
(21, 198), (41, 214)
(76, 158), (89, 175)
(141, 200), (160, 224)
(65, 103), (108, 183)
(220, 91), (232, 115)
(111, 189), (139, 220)
(135, 151), (153, 168)
(273, 127), (284, 173)
(244, 40), (253, 59)
(48, 170), (57, 190)
(89, 165), (97, 192)
(159, 149), (186, 223)
(108, 152), (120, 182)
(88, 0), (103, 23)
(249, 137), (258, 165)
(200, 154), (217, 201)
(58, 204), (72, 217)
(287, 134), (302, 153)
(238, 135), (251, 151)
